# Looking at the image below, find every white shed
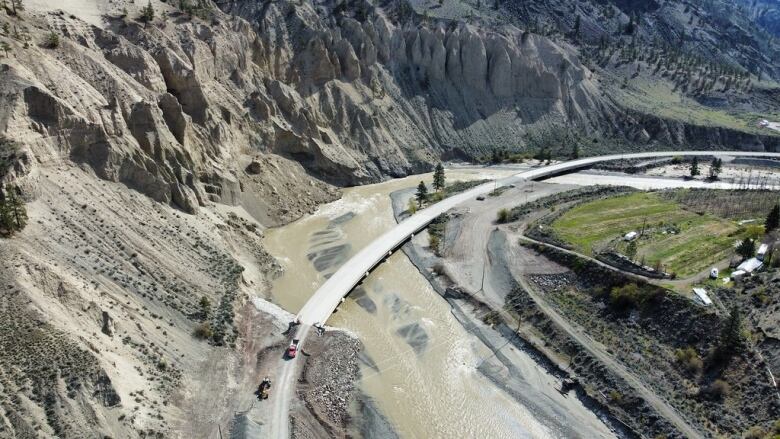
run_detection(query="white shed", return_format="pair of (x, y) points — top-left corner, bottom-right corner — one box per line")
(692, 288), (713, 306)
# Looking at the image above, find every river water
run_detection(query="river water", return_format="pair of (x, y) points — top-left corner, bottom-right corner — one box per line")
(264, 166), (614, 438)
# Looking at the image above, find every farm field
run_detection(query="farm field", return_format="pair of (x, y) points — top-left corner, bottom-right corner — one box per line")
(551, 192), (752, 278)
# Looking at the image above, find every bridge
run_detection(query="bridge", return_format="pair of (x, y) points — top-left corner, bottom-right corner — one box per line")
(294, 150), (780, 325)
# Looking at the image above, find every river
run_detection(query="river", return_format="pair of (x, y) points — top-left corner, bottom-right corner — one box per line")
(263, 166), (615, 438)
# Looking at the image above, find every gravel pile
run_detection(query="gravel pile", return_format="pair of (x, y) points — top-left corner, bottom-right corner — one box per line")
(297, 331), (362, 433)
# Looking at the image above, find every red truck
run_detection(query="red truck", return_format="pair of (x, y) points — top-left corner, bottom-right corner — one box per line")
(286, 339), (300, 358)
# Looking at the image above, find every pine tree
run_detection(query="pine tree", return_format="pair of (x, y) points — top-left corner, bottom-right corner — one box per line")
(415, 181), (428, 208)
(572, 15), (581, 40)
(432, 163), (446, 192)
(199, 296), (212, 320)
(0, 184), (25, 237)
(689, 156), (700, 178)
(10, 0), (23, 15)
(0, 188), (12, 236)
(708, 157), (722, 180)
(571, 143), (580, 159)
(7, 186), (26, 231)
(718, 306), (744, 357)
(141, 1), (155, 23)
(766, 204), (780, 232)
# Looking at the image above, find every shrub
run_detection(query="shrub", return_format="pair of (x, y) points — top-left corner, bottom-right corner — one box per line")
(193, 322), (213, 339)
(428, 233), (440, 255)
(702, 379), (730, 400)
(608, 283), (663, 311)
(674, 347), (703, 374)
(742, 426), (765, 439)
(46, 31), (59, 48)
(608, 390), (623, 403)
(497, 208), (510, 223)
(407, 197), (417, 214)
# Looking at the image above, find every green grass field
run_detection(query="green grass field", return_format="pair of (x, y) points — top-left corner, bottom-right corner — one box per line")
(551, 192), (748, 278)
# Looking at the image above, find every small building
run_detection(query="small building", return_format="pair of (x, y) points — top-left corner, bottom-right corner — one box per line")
(737, 257), (763, 274)
(731, 269), (747, 280)
(624, 231), (638, 241)
(757, 244), (769, 261)
(692, 288), (713, 306)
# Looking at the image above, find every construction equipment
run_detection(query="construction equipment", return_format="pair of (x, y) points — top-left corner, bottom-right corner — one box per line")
(257, 377), (272, 400)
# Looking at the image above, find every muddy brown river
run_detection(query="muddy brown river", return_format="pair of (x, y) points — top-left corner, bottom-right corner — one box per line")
(264, 166), (616, 438)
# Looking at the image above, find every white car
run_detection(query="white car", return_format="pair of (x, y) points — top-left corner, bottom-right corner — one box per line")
(710, 268), (719, 279)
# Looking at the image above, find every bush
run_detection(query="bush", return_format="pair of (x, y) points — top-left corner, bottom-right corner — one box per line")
(674, 347), (703, 374)
(742, 426), (765, 439)
(608, 283), (664, 311)
(496, 208), (510, 223)
(428, 233), (440, 255)
(193, 322), (213, 339)
(702, 379), (730, 400)
(46, 32), (60, 48)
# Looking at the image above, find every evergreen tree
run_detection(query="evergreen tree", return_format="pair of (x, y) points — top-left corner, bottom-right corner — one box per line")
(0, 188), (12, 236)
(689, 156), (700, 178)
(571, 143), (580, 159)
(199, 296), (212, 320)
(415, 181), (428, 208)
(141, 1), (155, 23)
(626, 240), (638, 261)
(0, 184), (26, 237)
(766, 204), (780, 232)
(736, 238), (755, 260)
(10, 0), (23, 15)
(432, 163), (446, 192)
(718, 306), (744, 356)
(7, 186), (26, 230)
(708, 157), (722, 180)
(573, 15), (581, 40)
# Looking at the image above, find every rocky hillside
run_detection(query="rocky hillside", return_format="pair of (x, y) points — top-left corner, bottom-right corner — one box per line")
(738, 0), (780, 40)
(0, 0), (778, 437)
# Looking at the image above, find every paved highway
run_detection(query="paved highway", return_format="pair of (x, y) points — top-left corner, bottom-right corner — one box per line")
(295, 150), (780, 325)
